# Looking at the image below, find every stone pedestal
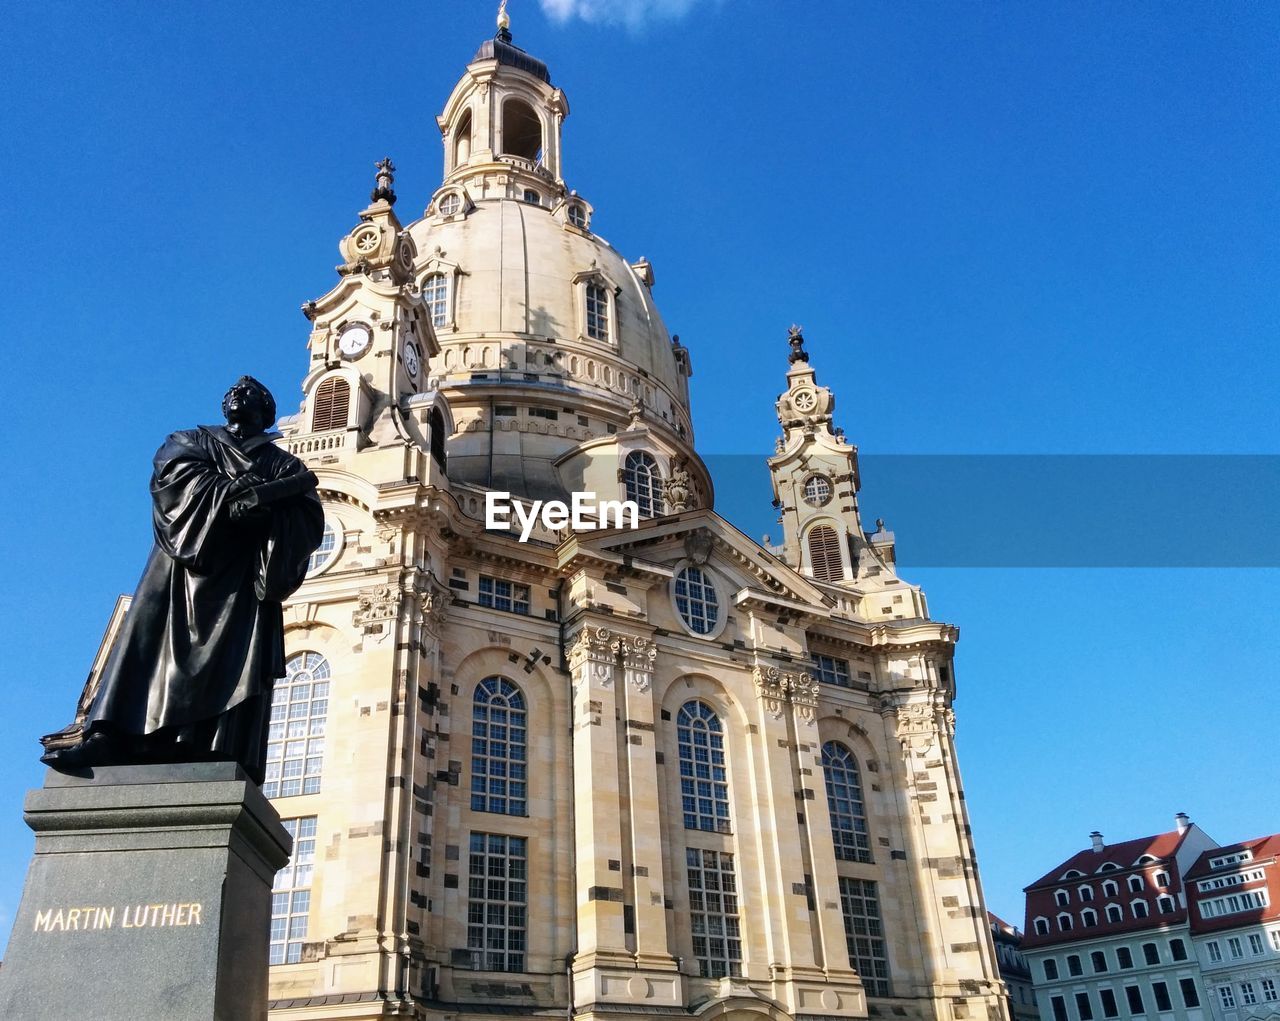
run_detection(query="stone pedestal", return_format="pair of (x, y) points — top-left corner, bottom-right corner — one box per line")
(0, 762), (291, 1021)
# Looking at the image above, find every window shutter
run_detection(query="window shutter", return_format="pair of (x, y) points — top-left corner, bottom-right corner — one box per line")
(807, 525), (844, 582)
(313, 377), (350, 432)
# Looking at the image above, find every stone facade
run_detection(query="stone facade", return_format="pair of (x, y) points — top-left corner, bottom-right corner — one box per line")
(75, 23), (1009, 1021)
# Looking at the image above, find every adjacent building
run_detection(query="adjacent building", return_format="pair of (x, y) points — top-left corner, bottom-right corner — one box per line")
(990, 912), (1039, 1021)
(1021, 817), (1218, 1021)
(65, 17), (1013, 1021)
(1185, 835), (1280, 1021)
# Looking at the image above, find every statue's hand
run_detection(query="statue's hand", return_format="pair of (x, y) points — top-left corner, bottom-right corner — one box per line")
(228, 489), (270, 523)
(227, 472), (266, 499)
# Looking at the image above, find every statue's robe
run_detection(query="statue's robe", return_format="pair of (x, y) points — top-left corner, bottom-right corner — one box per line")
(85, 425), (324, 782)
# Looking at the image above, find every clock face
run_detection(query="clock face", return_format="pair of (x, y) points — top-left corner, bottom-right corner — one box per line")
(403, 341), (420, 379)
(337, 323), (372, 359)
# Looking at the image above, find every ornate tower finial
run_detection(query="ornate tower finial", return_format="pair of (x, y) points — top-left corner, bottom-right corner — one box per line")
(496, 0), (512, 42)
(371, 157), (397, 205)
(787, 324), (809, 364)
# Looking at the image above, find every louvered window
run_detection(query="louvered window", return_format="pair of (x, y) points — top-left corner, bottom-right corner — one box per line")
(807, 524), (844, 582)
(312, 377), (350, 432)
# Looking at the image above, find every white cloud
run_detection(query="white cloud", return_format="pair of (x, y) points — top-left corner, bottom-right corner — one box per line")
(539, 0), (713, 30)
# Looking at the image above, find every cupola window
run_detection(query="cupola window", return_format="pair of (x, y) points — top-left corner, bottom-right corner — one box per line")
(623, 451), (663, 518)
(312, 377), (350, 432)
(438, 193), (461, 217)
(423, 272), (450, 327)
(501, 98), (542, 162)
(567, 203), (587, 229)
(585, 283), (610, 341)
(453, 110), (472, 167)
(522, 188), (541, 205)
(807, 524), (845, 582)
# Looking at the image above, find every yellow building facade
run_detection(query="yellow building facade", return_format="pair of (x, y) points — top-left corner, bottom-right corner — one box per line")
(80, 22), (1011, 1021)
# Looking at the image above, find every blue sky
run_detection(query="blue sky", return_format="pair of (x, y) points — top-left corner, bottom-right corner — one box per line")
(0, 0), (1277, 943)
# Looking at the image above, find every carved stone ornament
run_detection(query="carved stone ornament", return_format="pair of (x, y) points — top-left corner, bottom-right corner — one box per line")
(751, 665), (816, 724)
(683, 530), (713, 566)
(615, 634), (658, 691)
(568, 625), (616, 669)
(892, 699), (955, 753)
(663, 459), (692, 514)
(354, 584), (400, 627)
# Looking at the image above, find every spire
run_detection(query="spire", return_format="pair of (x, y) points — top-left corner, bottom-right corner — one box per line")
(371, 157), (397, 206)
(496, 0), (512, 42)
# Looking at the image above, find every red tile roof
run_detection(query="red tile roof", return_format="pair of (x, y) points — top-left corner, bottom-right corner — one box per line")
(1025, 829), (1187, 890)
(1185, 833), (1280, 880)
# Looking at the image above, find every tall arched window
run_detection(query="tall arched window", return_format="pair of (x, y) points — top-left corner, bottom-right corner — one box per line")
(471, 677), (527, 816)
(423, 272), (449, 327)
(585, 282), (610, 341)
(429, 407), (447, 469)
(624, 451), (664, 518)
(822, 742), (872, 863)
(807, 524), (845, 582)
(677, 700), (730, 833)
(264, 652), (329, 798)
(312, 377), (350, 432)
(454, 109), (472, 166)
(501, 98), (542, 161)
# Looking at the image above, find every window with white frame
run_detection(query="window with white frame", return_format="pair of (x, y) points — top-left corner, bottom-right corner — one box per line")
(1055, 890), (1070, 907)
(822, 741), (872, 863)
(1103, 879), (1119, 897)
(1126, 986), (1145, 1015)
(1170, 938), (1187, 961)
(1131, 899), (1148, 919)
(1248, 932), (1264, 954)
(1206, 941), (1222, 962)
(438, 192), (462, 216)
(623, 450), (663, 517)
(264, 652), (329, 798)
(567, 203), (587, 229)
(1082, 908), (1098, 927)
(1156, 895), (1175, 914)
(1241, 982), (1257, 1006)
(1154, 870), (1170, 887)
(1200, 888), (1269, 918)
(1128, 875), (1145, 893)
(1057, 912), (1073, 931)
(1142, 943), (1159, 966)
(1180, 979), (1200, 1009)
(813, 654), (851, 687)
(1227, 937), (1244, 959)
(1068, 955), (1083, 977)
(1116, 947), (1134, 969)
(1152, 982), (1172, 1013)
(839, 877), (891, 997)
(678, 700), (730, 832)
(471, 677), (527, 816)
(1271, 929), (1280, 951)
(1050, 996), (1068, 1021)
(478, 576), (530, 614)
(1199, 869), (1266, 892)
(1106, 904), (1123, 923)
(1210, 850), (1253, 869)
(307, 520), (339, 575)
(271, 816), (317, 965)
(1091, 950), (1108, 973)
(585, 282), (610, 341)
(1100, 989), (1119, 1018)
(673, 567), (719, 636)
(423, 272), (449, 327)
(1261, 979), (1277, 1002)
(1218, 986), (1236, 1010)
(1080, 885), (1095, 902)
(1076, 992), (1094, 1021)
(1034, 917), (1050, 936)
(1044, 959), (1059, 980)
(686, 848), (742, 978)
(466, 832), (527, 972)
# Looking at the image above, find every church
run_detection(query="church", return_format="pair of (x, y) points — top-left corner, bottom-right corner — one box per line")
(80, 16), (1010, 1021)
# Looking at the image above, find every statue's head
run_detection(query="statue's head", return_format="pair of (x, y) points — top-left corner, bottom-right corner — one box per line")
(221, 376), (277, 435)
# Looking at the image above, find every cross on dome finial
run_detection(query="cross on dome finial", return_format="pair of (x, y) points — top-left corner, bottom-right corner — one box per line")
(787, 324), (809, 364)
(497, 0), (512, 41)
(371, 157), (397, 205)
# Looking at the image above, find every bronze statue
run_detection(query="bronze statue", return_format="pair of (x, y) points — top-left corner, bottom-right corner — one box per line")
(41, 377), (324, 783)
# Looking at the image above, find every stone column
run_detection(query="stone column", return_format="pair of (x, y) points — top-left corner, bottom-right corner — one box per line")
(0, 763), (291, 1021)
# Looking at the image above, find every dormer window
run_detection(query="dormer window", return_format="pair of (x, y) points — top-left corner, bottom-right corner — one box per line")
(623, 451), (663, 518)
(568, 203), (587, 229)
(586, 283), (610, 341)
(438, 193), (461, 217)
(423, 272), (450, 328)
(1102, 879), (1119, 897)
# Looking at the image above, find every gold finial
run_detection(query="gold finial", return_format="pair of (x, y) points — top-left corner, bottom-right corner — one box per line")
(497, 0), (510, 32)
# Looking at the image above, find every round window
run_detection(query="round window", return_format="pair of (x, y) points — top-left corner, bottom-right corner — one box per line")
(673, 566), (720, 636)
(306, 519), (341, 576)
(438, 193), (461, 216)
(802, 474), (833, 507)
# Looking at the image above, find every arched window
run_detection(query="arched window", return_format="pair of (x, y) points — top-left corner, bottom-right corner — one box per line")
(674, 566), (719, 635)
(1131, 899), (1148, 919)
(501, 98), (542, 161)
(1034, 917), (1050, 936)
(1128, 875), (1144, 893)
(1055, 890), (1070, 907)
(1057, 913), (1073, 931)
(429, 407), (447, 468)
(807, 524), (845, 582)
(454, 110), (472, 166)
(822, 742), (872, 863)
(1091, 950), (1108, 973)
(1082, 908), (1098, 927)
(423, 272), (449, 327)
(471, 677), (527, 816)
(1156, 895), (1175, 914)
(585, 282), (610, 341)
(1102, 879), (1119, 897)
(312, 376), (350, 432)
(624, 451), (663, 517)
(264, 652), (330, 798)
(1105, 904), (1123, 923)
(677, 700), (729, 833)
(307, 520), (338, 575)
